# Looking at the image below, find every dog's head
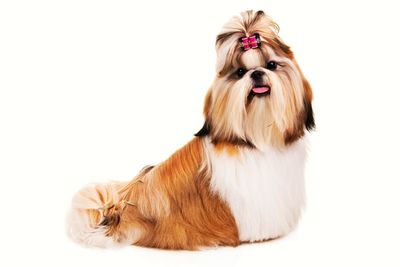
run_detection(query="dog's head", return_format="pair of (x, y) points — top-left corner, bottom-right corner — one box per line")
(196, 10), (315, 148)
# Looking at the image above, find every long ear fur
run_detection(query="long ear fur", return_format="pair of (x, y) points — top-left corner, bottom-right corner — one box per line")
(283, 78), (315, 145)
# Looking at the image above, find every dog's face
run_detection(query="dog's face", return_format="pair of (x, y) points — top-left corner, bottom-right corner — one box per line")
(196, 10), (315, 148)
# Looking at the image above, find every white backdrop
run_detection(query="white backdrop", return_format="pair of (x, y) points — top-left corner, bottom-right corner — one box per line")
(1, 0), (400, 266)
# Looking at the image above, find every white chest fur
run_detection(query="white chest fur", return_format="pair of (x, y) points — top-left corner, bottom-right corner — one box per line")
(204, 138), (307, 242)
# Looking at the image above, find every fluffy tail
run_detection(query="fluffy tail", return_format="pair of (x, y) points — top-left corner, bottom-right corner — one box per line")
(66, 182), (136, 248)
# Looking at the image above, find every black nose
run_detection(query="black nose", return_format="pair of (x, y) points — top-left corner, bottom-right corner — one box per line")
(250, 70), (264, 80)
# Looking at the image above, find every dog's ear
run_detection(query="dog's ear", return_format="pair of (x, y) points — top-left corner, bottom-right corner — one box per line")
(194, 90), (212, 137)
(284, 77), (315, 144)
(302, 79), (315, 131)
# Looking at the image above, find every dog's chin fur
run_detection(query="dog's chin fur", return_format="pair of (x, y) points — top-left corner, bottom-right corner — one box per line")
(67, 10), (315, 250)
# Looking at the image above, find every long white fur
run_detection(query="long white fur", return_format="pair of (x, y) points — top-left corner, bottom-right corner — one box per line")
(205, 137), (307, 242)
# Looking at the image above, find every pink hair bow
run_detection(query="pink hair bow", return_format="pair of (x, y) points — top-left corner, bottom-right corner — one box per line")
(239, 33), (261, 51)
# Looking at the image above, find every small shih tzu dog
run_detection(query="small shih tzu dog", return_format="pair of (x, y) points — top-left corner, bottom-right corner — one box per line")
(67, 10), (315, 250)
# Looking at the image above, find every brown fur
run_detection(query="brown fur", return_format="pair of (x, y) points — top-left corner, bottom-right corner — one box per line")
(93, 138), (239, 250)
(214, 142), (240, 156)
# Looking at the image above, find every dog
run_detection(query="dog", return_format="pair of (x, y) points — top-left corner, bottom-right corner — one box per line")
(67, 10), (315, 250)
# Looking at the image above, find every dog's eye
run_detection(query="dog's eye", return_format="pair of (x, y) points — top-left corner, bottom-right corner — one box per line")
(236, 68), (247, 78)
(266, 61), (277, 71)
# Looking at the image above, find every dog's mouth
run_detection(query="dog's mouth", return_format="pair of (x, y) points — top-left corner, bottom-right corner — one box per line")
(250, 85), (271, 97)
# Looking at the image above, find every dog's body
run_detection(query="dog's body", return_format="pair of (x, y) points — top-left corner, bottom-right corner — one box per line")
(67, 10), (314, 250)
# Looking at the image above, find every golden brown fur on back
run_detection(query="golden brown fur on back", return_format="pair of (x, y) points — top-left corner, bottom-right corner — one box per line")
(120, 138), (239, 249)
(68, 138), (239, 250)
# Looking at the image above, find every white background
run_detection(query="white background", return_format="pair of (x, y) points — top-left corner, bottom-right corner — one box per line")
(1, 0), (400, 266)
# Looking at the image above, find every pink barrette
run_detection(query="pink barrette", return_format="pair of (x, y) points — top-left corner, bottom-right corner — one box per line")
(239, 34), (261, 51)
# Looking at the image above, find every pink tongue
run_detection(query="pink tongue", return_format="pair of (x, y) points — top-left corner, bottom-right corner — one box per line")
(252, 86), (270, 94)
